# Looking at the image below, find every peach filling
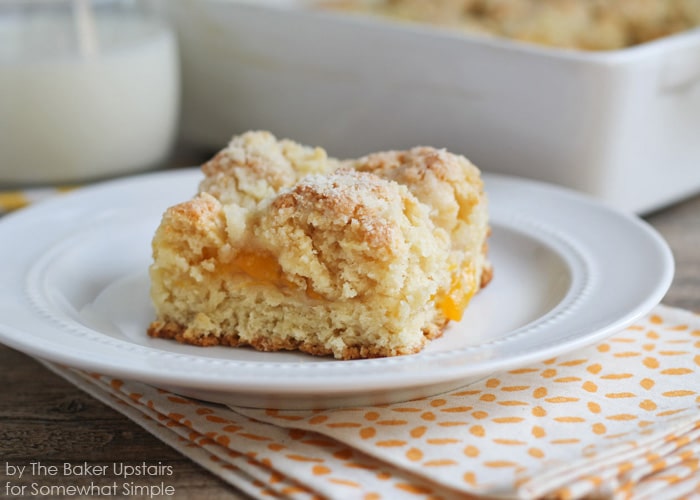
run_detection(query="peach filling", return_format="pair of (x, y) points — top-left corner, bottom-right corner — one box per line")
(439, 263), (477, 322)
(224, 249), (322, 299)
(231, 249), (282, 283)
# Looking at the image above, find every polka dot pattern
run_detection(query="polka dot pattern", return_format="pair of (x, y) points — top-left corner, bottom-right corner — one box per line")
(42, 305), (700, 499)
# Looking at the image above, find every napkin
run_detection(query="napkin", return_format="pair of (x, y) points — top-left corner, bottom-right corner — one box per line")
(0, 187), (76, 214)
(40, 305), (700, 499)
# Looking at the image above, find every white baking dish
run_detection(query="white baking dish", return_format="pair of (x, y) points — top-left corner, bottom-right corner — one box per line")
(156, 0), (700, 213)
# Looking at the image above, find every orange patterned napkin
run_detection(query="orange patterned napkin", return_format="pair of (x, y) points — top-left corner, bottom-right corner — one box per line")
(43, 304), (700, 499)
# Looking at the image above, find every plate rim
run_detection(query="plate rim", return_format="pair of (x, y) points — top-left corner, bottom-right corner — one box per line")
(0, 169), (675, 398)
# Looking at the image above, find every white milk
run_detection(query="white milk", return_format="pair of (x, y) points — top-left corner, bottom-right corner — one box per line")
(0, 8), (179, 184)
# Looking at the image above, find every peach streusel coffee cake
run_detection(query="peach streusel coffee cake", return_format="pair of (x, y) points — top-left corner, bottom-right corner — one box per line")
(147, 131), (492, 359)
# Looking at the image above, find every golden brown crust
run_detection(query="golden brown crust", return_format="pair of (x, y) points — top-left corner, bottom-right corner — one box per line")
(270, 169), (401, 254)
(147, 320), (431, 360)
(199, 130), (339, 208)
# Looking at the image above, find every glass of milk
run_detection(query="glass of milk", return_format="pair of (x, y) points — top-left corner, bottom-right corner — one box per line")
(0, 0), (180, 185)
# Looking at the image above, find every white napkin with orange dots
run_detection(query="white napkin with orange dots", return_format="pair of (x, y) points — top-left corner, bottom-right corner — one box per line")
(43, 304), (700, 499)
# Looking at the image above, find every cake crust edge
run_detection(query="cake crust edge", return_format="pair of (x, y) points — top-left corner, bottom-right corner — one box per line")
(147, 320), (429, 359)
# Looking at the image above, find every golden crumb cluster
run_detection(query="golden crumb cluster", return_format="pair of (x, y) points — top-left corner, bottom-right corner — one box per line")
(324, 0), (700, 50)
(148, 131), (491, 359)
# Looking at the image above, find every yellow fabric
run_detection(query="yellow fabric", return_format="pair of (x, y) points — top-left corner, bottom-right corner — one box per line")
(0, 187), (77, 214)
(0, 192), (31, 212)
(44, 305), (700, 499)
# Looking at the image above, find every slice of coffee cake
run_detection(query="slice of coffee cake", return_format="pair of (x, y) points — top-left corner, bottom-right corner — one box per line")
(148, 131), (491, 359)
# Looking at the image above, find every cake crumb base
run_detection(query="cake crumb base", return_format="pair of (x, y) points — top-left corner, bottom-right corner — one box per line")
(147, 320), (438, 360)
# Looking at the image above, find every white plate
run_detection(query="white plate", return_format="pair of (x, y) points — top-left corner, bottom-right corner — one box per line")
(0, 170), (674, 409)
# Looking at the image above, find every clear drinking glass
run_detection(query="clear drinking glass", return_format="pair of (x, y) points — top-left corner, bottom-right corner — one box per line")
(0, 0), (180, 185)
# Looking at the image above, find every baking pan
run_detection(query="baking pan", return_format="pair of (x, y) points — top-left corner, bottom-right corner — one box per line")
(157, 0), (700, 212)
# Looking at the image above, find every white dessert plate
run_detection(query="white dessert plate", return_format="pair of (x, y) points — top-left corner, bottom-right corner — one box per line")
(0, 169), (673, 409)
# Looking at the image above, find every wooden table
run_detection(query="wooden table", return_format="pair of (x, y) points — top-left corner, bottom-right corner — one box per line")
(1, 187), (699, 499)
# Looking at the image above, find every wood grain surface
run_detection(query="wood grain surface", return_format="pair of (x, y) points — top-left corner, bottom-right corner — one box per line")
(1, 189), (698, 500)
